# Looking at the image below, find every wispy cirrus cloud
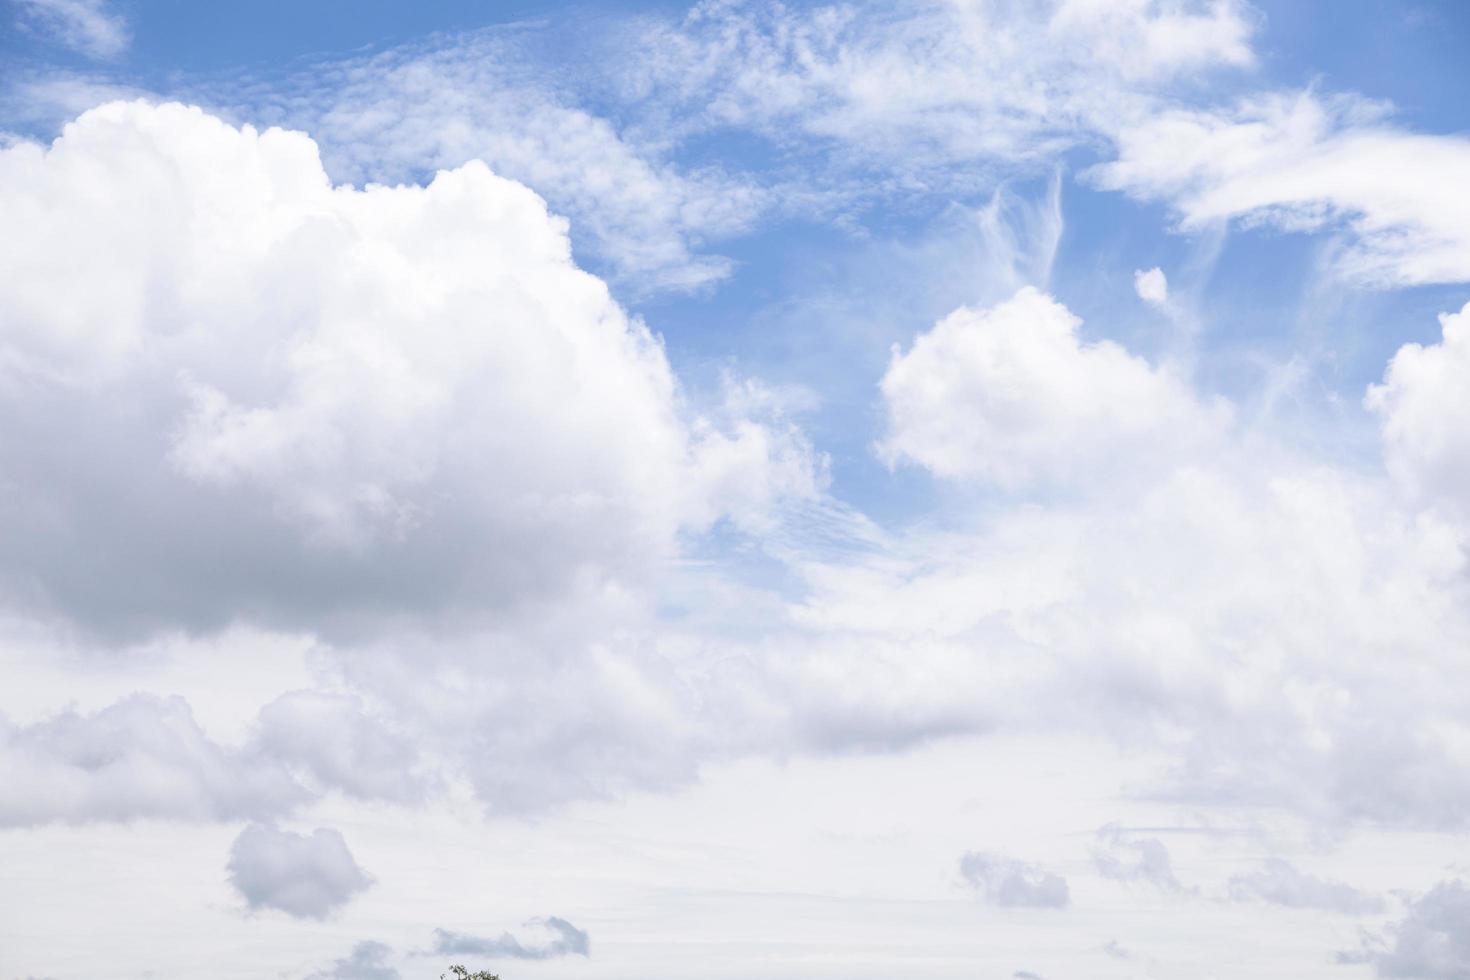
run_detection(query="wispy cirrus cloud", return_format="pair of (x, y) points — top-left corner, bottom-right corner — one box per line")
(1094, 91), (1470, 287)
(11, 0), (128, 59)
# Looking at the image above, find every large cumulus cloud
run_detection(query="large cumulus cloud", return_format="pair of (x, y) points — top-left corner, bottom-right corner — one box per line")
(0, 100), (818, 641)
(7, 102), (1470, 848)
(0, 100), (825, 826)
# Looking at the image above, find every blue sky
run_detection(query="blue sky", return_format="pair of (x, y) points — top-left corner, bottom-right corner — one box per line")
(3, 2), (1470, 978)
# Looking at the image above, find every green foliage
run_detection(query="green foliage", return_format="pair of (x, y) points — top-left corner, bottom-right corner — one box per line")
(441, 966), (500, 980)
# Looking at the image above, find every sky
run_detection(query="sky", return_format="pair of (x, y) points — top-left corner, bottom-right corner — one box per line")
(2, 1), (1470, 978)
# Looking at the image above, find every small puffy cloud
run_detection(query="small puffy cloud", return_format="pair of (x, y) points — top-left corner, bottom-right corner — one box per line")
(1133, 266), (1169, 307)
(431, 916), (590, 959)
(305, 942), (400, 980)
(1367, 301), (1470, 523)
(1092, 828), (1187, 893)
(227, 823), (373, 919)
(12, 0), (129, 59)
(958, 852), (1070, 909)
(1094, 92), (1470, 287)
(1226, 857), (1384, 914)
(1338, 880), (1470, 977)
(877, 287), (1224, 489)
(0, 694), (305, 826)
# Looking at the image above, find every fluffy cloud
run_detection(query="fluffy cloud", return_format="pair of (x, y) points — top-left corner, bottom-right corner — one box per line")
(227, 822), (373, 919)
(0, 100), (817, 640)
(1094, 92), (1470, 286)
(1339, 880), (1470, 978)
(1226, 857), (1383, 914)
(252, 691), (429, 803)
(0, 694), (305, 826)
(958, 852), (1070, 908)
(804, 290), (1470, 831)
(11, 0), (129, 59)
(431, 916), (591, 960)
(876, 287), (1224, 489)
(1133, 266), (1169, 307)
(1367, 301), (1470, 522)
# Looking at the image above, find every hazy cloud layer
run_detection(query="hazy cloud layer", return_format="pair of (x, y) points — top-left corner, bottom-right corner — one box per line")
(11, 0), (129, 59)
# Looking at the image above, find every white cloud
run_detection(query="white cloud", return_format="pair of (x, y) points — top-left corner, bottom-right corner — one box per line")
(431, 916), (590, 960)
(1133, 266), (1169, 306)
(252, 691), (429, 804)
(876, 286), (1226, 489)
(617, 0), (1258, 191)
(958, 851), (1070, 908)
(1339, 880), (1470, 977)
(12, 0), (129, 60)
(1049, 0), (1256, 79)
(222, 34), (765, 293)
(305, 942), (401, 980)
(1092, 827), (1188, 893)
(790, 455), (1470, 828)
(227, 822), (373, 919)
(1094, 92), (1470, 286)
(801, 291), (1470, 831)
(1226, 857), (1384, 914)
(0, 694), (306, 826)
(0, 101), (818, 640)
(1367, 301), (1470, 522)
